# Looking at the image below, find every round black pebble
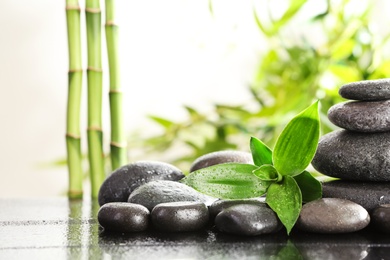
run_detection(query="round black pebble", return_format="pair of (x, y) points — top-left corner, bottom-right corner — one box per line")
(98, 202), (150, 232)
(327, 100), (390, 133)
(312, 130), (390, 181)
(215, 204), (282, 236)
(322, 180), (390, 212)
(128, 180), (216, 211)
(339, 78), (390, 101)
(151, 201), (209, 232)
(98, 161), (184, 206)
(190, 150), (253, 172)
(209, 198), (266, 220)
(371, 204), (390, 233)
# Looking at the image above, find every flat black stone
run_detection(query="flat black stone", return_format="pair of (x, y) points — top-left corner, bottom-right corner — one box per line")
(312, 130), (390, 181)
(328, 100), (390, 133)
(371, 204), (390, 233)
(190, 151), (253, 172)
(97, 202), (149, 232)
(98, 161), (184, 206)
(209, 198), (266, 220)
(322, 180), (390, 212)
(128, 180), (216, 211)
(339, 78), (390, 101)
(215, 204), (282, 236)
(151, 201), (209, 232)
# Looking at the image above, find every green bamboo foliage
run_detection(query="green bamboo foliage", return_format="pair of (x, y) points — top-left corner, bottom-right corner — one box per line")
(65, 0), (83, 199)
(86, 0), (105, 198)
(105, 0), (127, 170)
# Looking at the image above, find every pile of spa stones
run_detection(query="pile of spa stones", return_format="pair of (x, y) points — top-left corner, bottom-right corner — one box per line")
(97, 150), (388, 235)
(312, 78), (390, 230)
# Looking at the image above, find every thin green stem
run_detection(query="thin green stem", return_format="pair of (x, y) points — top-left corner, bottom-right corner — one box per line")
(86, 0), (105, 198)
(105, 0), (127, 170)
(66, 0), (83, 199)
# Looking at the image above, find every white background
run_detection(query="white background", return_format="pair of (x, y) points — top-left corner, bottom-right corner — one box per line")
(0, 0), (266, 197)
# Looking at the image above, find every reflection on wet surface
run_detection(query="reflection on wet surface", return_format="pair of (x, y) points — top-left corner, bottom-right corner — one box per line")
(0, 198), (390, 259)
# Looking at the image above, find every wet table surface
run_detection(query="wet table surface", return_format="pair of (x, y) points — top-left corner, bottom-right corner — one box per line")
(0, 198), (389, 260)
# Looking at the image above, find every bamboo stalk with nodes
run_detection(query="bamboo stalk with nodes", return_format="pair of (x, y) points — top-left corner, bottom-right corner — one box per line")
(86, 0), (105, 198)
(65, 0), (127, 198)
(105, 0), (127, 170)
(65, 0), (84, 199)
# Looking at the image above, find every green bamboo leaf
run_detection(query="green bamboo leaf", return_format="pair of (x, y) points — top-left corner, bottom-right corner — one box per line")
(293, 171), (322, 203)
(250, 136), (273, 166)
(184, 140), (200, 150)
(184, 106), (200, 117)
(312, 11), (329, 21)
(181, 163), (271, 199)
(266, 176), (302, 234)
(272, 0), (307, 33)
(253, 164), (278, 181)
(148, 115), (175, 128)
(253, 8), (272, 36)
(273, 101), (320, 176)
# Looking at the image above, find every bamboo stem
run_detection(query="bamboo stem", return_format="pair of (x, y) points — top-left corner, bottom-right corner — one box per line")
(86, 0), (105, 198)
(66, 0), (83, 199)
(105, 0), (127, 170)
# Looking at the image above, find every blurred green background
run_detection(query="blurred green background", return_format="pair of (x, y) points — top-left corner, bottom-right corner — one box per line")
(128, 0), (390, 173)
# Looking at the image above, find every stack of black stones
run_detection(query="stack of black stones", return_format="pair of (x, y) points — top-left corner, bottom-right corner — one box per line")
(98, 151), (383, 235)
(98, 153), (286, 236)
(96, 79), (390, 235)
(312, 78), (390, 231)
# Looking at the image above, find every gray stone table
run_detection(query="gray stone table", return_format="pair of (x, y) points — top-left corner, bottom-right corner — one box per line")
(0, 198), (389, 259)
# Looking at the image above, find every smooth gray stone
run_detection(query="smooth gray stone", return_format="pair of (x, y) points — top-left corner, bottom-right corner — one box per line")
(371, 204), (390, 233)
(151, 201), (209, 232)
(328, 100), (390, 133)
(209, 198), (266, 219)
(190, 151), (253, 172)
(312, 130), (390, 181)
(97, 202), (149, 232)
(322, 180), (390, 212)
(339, 79), (390, 101)
(215, 204), (282, 236)
(98, 161), (184, 206)
(128, 180), (217, 211)
(296, 198), (370, 233)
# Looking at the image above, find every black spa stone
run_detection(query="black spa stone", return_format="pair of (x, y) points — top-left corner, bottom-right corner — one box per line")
(339, 78), (390, 101)
(97, 202), (150, 233)
(214, 204), (282, 236)
(127, 180), (217, 211)
(151, 201), (209, 232)
(328, 100), (390, 133)
(322, 180), (390, 212)
(312, 130), (390, 181)
(190, 150), (253, 172)
(98, 161), (184, 206)
(208, 198), (266, 220)
(371, 204), (390, 233)
(296, 198), (370, 234)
